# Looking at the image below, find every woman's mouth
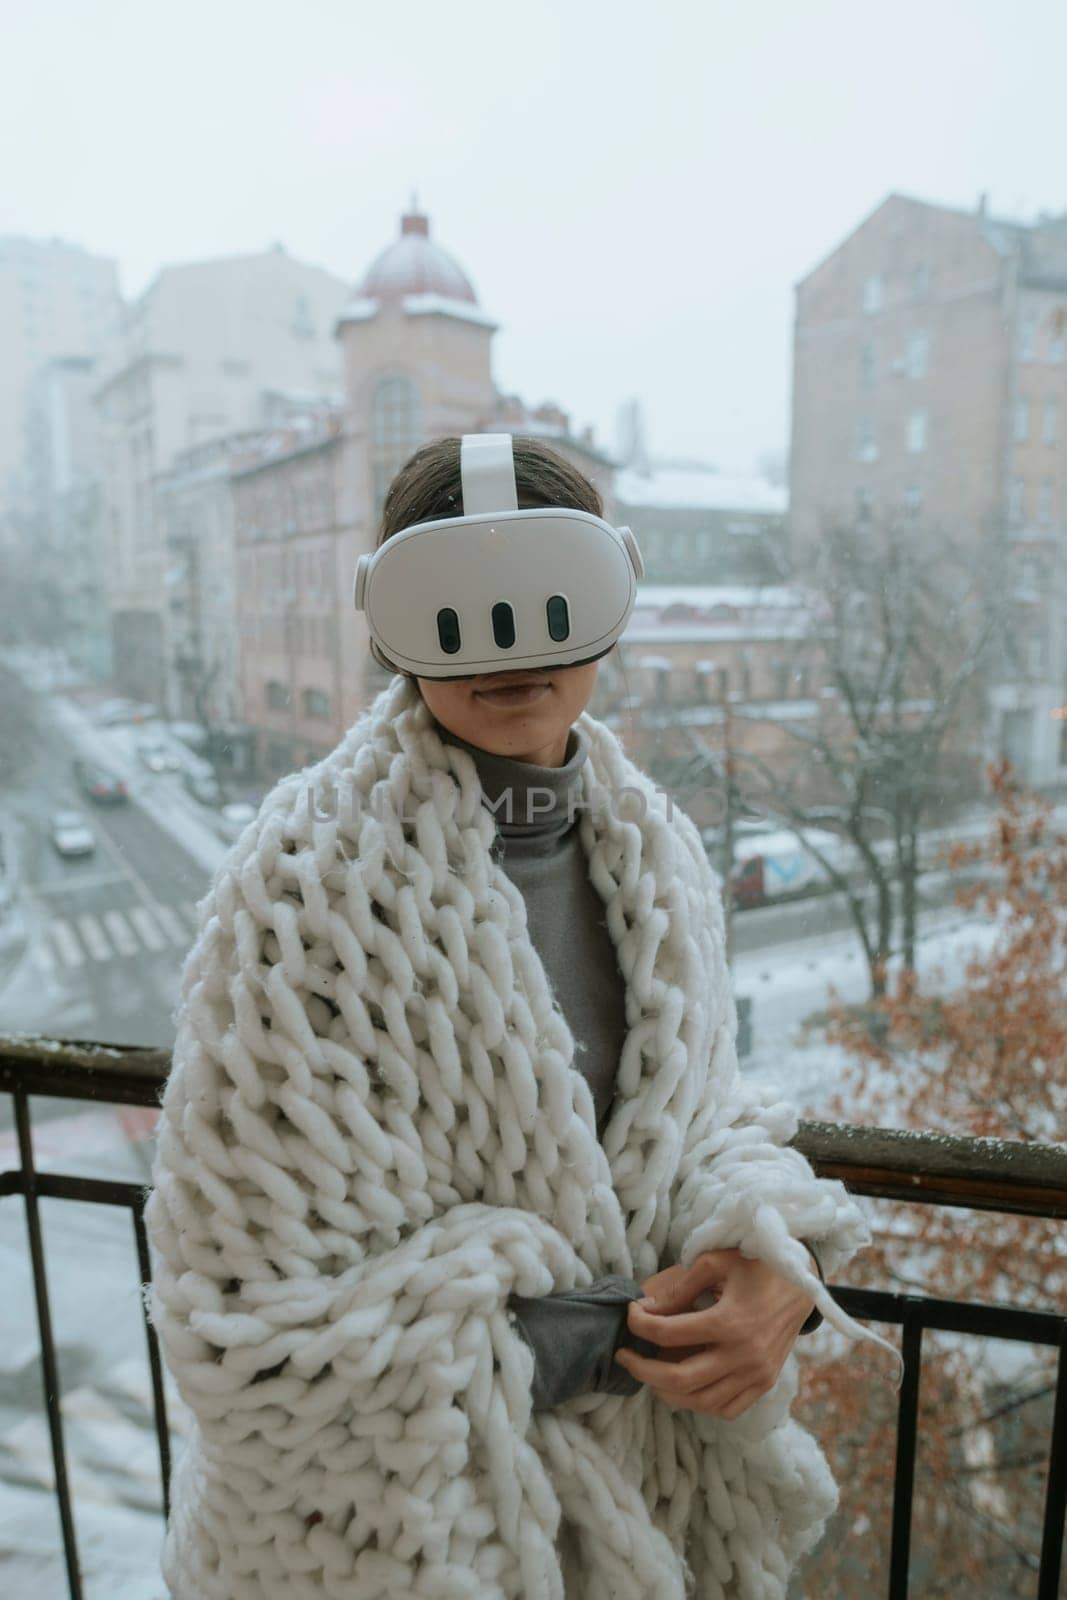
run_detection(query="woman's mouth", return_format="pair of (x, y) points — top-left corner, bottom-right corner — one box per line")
(473, 675), (551, 709)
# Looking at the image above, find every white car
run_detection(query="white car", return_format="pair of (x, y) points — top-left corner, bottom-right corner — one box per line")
(51, 809), (96, 858)
(182, 766), (223, 806)
(95, 697), (140, 726)
(169, 720), (210, 754)
(136, 736), (182, 774)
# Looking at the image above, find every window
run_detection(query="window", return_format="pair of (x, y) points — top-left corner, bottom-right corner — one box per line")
(905, 330), (928, 379)
(856, 486), (873, 524)
(266, 679), (289, 709)
(853, 416), (879, 462)
(772, 658), (790, 699)
(302, 688), (330, 719)
(906, 410), (927, 453)
(1008, 477), (1025, 524)
(291, 294), (315, 339)
(860, 341), (878, 387)
(1018, 311), (1038, 360)
(903, 483), (923, 519)
(911, 263), (930, 300)
(862, 274), (885, 314)
(1038, 478), (1054, 525)
(370, 374), (422, 523)
(1042, 398), (1059, 444)
(1014, 399), (1029, 442)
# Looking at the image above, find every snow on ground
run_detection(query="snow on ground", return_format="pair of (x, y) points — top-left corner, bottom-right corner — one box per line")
(736, 901), (1002, 1120)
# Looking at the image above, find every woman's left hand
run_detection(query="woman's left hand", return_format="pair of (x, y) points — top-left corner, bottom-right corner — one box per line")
(614, 1246), (818, 1418)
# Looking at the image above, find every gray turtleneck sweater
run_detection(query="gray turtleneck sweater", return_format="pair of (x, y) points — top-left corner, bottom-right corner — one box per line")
(431, 711), (824, 1410)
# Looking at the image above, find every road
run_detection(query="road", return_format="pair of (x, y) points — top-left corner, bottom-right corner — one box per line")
(0, 654), (224, 1065)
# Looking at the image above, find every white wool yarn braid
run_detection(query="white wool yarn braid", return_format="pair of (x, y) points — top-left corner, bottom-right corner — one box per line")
(145, 672), (898, 1600)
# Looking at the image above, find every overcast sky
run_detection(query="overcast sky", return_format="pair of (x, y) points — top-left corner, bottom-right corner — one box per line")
(4, 0), (1066, 475)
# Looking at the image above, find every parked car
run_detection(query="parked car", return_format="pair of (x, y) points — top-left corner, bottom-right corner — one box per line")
(94, 698), (160, 727)
(182, 766), (222, 806)
(136, 736), (182, 774)
(72, 756), (128, 804)
(217, 800), (257, 840)
(169, 720), (210, 754)
(94, 697), (139, 726)
(50, 809), (96, 858)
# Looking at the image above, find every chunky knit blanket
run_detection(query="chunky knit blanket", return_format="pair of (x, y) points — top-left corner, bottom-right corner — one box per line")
(145, 672), (900, 1600)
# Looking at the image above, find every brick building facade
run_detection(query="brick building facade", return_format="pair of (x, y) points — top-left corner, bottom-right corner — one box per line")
(790, 192), (1067, 786)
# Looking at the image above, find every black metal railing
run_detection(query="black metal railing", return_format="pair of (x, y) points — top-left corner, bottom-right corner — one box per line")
(1, 1034), (1065, 1600)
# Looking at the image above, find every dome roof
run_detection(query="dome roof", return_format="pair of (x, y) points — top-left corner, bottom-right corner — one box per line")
(356, 204), (478, 306)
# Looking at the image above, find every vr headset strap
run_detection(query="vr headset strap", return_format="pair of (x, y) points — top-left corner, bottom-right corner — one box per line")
(460, 434), (519, 516)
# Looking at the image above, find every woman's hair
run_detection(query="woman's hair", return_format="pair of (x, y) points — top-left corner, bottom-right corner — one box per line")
(369, 434), (604, 677)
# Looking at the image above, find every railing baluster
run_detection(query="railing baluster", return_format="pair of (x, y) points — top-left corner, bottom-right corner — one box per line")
(131, 1191), (172, 1522)
(887, 1298), (923, 1599)
(2, 1037), (1067, 1592)
(1037, 1325), (1067, 1600)
(13, 1086), (84, 1600)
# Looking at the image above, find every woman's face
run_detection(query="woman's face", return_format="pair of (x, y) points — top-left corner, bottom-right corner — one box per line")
(416, 659), (601, 767)
(412, 490), (604, 766)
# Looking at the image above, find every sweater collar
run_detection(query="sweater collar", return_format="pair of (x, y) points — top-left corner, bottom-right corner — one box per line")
(429, 713), (591, 844)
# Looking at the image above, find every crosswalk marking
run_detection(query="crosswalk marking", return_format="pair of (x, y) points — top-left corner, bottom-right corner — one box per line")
(76, 913), (111, 961)
(128, 906), (166, 951)
(102, 909), (139, 957)
(33, 898), (204, 972)
(51, 920), (85, 967)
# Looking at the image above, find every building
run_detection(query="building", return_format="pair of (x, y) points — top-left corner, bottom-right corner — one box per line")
(790, 191), (1067, 785)
(24, 356), (112, 678)
(155, 424), (341, 775)
(230, 413), (346, 776)
(231, 203), (618, 782)
(0, 235), (121, 536)
(612, 461), (786, 586)
(93, 246), (351, 706)
(596, 583), (826, 821)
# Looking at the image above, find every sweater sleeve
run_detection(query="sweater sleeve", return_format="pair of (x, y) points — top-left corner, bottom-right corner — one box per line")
(507, 1237), (825, 1410)
(506, 1277), (663, 1408)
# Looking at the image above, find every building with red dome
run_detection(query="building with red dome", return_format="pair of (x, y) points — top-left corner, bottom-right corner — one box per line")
(228, 201), (616, 781)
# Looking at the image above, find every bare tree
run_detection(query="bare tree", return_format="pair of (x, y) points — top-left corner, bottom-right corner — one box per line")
(722, 513), (1011, 997)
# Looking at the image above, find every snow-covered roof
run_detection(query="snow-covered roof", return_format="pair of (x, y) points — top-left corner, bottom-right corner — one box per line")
(356, 207), (479, 306)
(402, 293), (497, 328)
(614, 464), (787, 514)
(335, 296), (378, 324)
(632, 584), (806, 609)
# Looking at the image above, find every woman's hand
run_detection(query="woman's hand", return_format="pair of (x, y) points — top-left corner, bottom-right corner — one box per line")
(613, 1246), (818, 1419)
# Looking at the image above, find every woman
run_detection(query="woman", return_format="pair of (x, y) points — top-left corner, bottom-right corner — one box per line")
(145, 436), (900, 1600)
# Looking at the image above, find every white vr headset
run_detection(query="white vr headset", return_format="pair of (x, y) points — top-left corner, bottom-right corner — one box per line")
(352, 432), (644, 679)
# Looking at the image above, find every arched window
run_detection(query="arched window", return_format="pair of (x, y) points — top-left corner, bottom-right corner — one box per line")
(370, 375), (422, 525)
